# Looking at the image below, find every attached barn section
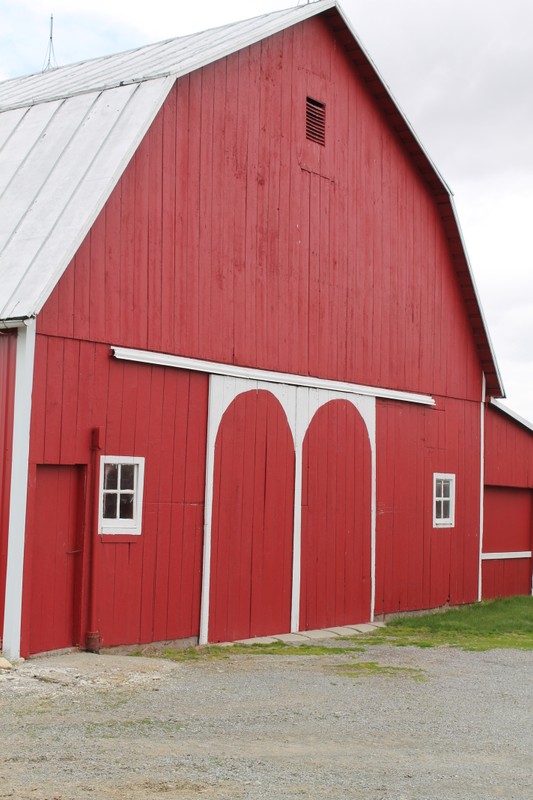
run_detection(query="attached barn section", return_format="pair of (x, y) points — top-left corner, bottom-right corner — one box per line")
(0, 1), (531, 659)
(483, 404), (533, 599)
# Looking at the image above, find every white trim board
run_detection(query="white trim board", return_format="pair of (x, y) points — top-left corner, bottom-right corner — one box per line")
(481, 551), (532, 561)
(112, 347), (435, 406)
(2, 320), (36, 661)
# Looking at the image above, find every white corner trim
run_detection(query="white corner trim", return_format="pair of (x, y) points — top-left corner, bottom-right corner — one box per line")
(478, 373), (486, 602)
(2, 319), (36, 661)
(481, 551), (532, 561)
(111, 346), (435, 407)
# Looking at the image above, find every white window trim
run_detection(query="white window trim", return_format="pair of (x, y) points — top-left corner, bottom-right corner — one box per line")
(98, 455), (145, 535)
(433, 472), (455, 528)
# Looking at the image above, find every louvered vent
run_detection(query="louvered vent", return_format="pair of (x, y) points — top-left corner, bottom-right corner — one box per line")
(306, 97), (326, 146)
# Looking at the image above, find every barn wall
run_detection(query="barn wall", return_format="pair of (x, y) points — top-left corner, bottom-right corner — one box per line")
(482, 406), (533, 599)
(0, 332), (16, 644)
(375, 396), (481, 615)
(484, 406), (533, 488)
(20, 335), (208, 656)
(37, 15), (482, 404)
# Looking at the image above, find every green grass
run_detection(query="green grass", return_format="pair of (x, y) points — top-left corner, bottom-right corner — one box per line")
(132, 640), (365, 662)
(354, 596), (533, 651)
(131, 597), (533, 661)
(333, 661), (425, 681)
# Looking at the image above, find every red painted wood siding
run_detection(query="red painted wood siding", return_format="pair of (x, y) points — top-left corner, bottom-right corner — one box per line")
(483, 487), (532, 553)
(0, 332), (16, 644)
(209, 391), (294, 642)
(27, 465), (84, 655)
(300, 400), (371, 630)
(21, 337), (208, 655)
(484, 406), (533, 488)
(482, 486), (532, 600)
(482, 560), (531, 600)
(375, 397), (481, 615)
(37, 16), (482, 404)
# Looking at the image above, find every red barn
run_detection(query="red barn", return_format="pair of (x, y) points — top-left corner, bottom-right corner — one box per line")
(0, 1), (530, 660)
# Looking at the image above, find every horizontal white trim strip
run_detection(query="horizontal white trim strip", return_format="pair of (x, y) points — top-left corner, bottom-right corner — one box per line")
(482, 551), (532, 561)
(111, 347), (435, 406)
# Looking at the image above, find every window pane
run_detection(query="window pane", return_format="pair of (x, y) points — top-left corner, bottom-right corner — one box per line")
(435, 499), (442, 519)
(121, 464), (135, 490)
(443, 481), (450, 498)
(119, 493), (134, 520)
(103, 492), (117, 519)
(442, 500), (450, 519)
(104, 463), (118, 490)
(435, 480), (443, 499)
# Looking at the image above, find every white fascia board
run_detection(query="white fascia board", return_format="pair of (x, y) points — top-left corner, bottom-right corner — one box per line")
(481, 551), (532, 561)
(112, 346), (435, 407)
(2, 319), (36, 661)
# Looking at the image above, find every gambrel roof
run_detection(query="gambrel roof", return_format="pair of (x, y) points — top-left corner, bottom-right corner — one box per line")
(0, 0), (503, 395)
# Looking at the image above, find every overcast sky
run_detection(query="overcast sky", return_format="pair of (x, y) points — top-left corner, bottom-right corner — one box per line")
(1, 0), (532, 422)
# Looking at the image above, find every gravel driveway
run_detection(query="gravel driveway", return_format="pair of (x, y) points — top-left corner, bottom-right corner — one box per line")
(1, 641), (532, 799)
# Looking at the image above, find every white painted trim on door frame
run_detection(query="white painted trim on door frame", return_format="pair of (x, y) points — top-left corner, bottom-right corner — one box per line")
(481, 551), (532, 561)
(198, 376), (376, 644)
(2, 319), (36, 661)
(112, 347), (435, 407)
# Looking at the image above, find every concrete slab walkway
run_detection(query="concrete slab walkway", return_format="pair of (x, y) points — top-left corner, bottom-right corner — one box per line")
(235, 621), (385, 645)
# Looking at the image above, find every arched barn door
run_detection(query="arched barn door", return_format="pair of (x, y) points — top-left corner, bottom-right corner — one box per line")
(300, 400), (371, 631)
(209, 390), (295, 642)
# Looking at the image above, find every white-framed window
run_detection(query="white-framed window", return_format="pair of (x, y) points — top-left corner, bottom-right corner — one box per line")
(433, 473), (455, 528)
(98, 456), (145, 535)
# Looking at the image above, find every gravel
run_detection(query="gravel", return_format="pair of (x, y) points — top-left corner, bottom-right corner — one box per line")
(1, 642), (532, 799)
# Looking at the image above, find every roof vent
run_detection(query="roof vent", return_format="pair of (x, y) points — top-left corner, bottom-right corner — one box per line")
(306, 97), (326, 146)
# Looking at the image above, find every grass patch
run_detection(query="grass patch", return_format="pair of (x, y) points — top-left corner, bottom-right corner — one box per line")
(333, 661), (425, 681)
(132, 640), (365, 662)
(354, 596), (533, 651)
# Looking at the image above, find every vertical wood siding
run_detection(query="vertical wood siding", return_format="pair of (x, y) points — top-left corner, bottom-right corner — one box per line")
(21, 337), (208, 655)
(27, 465), (84, 655)
(37, 16), (482, 404)
(482, 560), (532, 600)
(375, 397), (481, 614)
(300, 400), (371, 630)
(482, 485), (532, 599)
(0, 332), (16, 644)
(482, 408), (533, 598)
(209, 391), (294, 642)
(484, 407), (533, 488)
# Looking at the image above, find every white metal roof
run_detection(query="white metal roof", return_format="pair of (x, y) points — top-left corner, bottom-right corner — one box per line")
(0, 1), (336, 321)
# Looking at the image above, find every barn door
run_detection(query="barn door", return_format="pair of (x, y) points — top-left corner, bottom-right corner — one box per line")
(28, 465), (85, 655)
(300, 400), (371, 630)
(208, 390), (295, 642)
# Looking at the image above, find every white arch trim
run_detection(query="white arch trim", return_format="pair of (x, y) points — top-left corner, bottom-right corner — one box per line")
(198, 376), (376, 643)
